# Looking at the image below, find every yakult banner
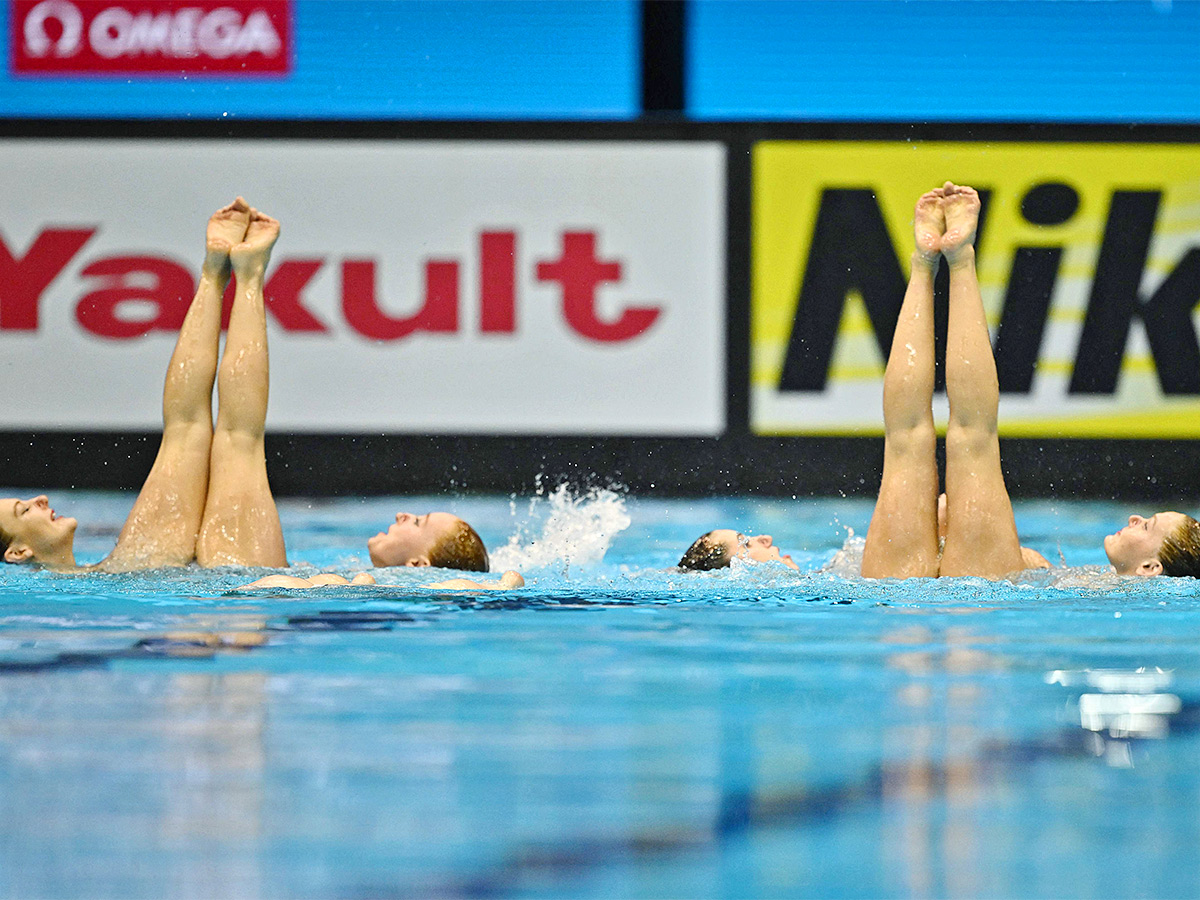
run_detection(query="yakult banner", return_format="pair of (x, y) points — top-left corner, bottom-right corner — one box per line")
(0, 140), (725, 434)
(753, 142), (1200, 438)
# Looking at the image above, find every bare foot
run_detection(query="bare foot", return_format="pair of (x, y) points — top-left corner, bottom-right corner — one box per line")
(230, 207), (280, 281)
(913, 187), (946, 266)
(205, 197), (251, 275)
(940, 182), (980, 265)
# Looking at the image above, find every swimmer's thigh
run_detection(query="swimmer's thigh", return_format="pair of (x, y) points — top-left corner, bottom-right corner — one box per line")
(102, 422), (211, 571)
(939, 431), (1023, 578)
(196, 430), (286, 568)
(861, 425), (939, 579)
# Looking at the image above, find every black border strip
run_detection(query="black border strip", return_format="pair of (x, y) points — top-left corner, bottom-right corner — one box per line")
(640, 0), (686, 115)
(10, 118), (1200, 141)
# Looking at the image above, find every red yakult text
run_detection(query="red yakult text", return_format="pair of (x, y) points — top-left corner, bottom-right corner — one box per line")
(0, 227), (663, 343)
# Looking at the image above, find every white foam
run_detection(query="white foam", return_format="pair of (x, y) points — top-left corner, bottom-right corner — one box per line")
(489, 482), (631, 574)
(821, 528), (864, 578)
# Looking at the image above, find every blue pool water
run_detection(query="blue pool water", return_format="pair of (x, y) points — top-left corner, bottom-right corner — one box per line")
(2, 488), (1200, 898)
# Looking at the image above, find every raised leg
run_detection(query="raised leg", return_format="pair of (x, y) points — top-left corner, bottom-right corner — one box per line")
(938, 183), (1023, 578)
(196, 207), (287, 568)
(862, 188), (944, 579)
(102, 199), (250, 571)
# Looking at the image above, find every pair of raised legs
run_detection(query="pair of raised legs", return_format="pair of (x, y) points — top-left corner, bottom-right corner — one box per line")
(101, 199), (287, 571)
(861, 183), (1024, 579)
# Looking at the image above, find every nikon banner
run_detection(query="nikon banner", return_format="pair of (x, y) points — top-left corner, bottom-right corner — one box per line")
(752, 142), (1200, 438)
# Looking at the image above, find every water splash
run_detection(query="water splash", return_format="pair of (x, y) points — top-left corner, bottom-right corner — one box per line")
(822, 528), (864, 578)
(490, 483), (631, 574)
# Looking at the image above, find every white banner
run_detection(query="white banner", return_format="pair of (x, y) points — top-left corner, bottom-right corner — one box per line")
(0, 139), (725, 434)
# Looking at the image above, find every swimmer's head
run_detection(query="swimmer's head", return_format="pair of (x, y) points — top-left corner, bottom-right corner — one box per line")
(678, 529), (797, 572)
(0, 495), (77, 568)
(368, 511), (488, 572)
(1104, 511), (1200, 577)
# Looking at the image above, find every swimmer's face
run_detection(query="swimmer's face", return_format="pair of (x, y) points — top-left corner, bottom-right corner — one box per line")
(367, 511), (460, 567)
(1104, 511), (1185, 576)
(0, 495), (77, 565)
(709, 528), (799, 570)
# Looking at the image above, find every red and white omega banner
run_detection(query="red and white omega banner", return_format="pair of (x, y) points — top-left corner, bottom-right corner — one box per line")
(12, 0), (291, 75)
(0, 140), (725, 435)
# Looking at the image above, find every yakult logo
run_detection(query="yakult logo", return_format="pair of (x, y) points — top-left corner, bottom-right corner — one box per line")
(0, 226), (663, 343)
(13, 0), (291, 74)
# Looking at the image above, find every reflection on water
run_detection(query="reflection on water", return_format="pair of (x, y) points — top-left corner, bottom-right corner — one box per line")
(0, 664), (269, 897)
(1048, 667), (1184, 766)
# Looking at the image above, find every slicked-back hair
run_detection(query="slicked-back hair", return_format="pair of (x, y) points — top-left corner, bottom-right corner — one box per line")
(678, 532), (732, 571)
(1159, 515), (1200, 577)
(428, 519), (489, 572)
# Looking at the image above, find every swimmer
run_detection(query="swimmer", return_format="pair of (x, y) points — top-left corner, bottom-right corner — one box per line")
(862, 183), (1049, 579)
(241, 517), (521, 589)
(679, 529), (799, 572)
(867, 184), (1200, 578)
(366, 511), (489, 571)
(1103, 512), (1200, 577)
(0, 198), (287, 572)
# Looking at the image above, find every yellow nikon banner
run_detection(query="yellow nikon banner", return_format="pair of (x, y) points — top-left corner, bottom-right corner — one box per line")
(752, 141), (1200, 437)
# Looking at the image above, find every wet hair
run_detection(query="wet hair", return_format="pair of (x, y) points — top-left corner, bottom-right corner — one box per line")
(1158, 515), (1200, 577)
(428, 519), (489, 572)
(678, 531), (733, 571)
(0, 524), (11, 564)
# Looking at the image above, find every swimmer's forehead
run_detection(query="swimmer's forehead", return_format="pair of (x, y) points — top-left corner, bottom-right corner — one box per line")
(709, 529), (749, 545)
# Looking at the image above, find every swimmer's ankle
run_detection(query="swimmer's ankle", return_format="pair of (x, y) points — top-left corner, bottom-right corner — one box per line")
(944, 244), (975, 270)
(202, 250), (233, 282)
(231, 267), (265, 290)
(911, 250), (940, 273)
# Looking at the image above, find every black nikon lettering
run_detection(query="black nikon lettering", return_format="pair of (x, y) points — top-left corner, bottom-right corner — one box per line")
(994, 182), (1080, 393)
(777, 182), (1200, 398)
(1071, 190), (1200, 395)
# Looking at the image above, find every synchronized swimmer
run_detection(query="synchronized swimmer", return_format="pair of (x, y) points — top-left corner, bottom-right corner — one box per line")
(2, 189), (1198, 586)
(1, 198), (286, 573)
(680, 184), (1200, 581)
(0, 199), (515, 590)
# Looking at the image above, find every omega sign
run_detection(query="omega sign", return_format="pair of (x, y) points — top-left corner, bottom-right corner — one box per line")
(12, 0), (291, 74)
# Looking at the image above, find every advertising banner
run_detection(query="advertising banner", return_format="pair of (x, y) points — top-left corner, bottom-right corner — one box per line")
(12, 0), (291, 75)
(0, 139), (725, 434)
(753, 141), (1200, 437)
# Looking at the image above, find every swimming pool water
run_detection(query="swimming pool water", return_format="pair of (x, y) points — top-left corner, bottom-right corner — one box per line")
(2, 489), (1199, 898)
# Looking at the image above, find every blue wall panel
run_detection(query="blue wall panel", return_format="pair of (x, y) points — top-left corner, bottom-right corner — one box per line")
(688, 0), (1200, 122)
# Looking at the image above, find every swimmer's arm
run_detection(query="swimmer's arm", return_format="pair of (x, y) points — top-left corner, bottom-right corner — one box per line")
(424, 570), (525, 590)
(1020, 546), (1052, 570)
(238, 571), (525, 590)
(239, 572), (377, 589)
